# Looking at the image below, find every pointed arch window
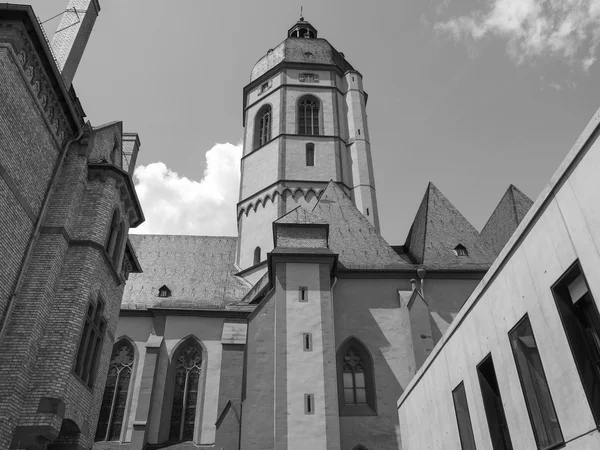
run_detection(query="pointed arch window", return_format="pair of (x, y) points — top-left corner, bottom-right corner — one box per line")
(454, 244), (468, 256)
(255, 105), (272, 149)
(298, 95), (320, 136)
(337, 338), (376, 415)
(169, 342), (203, 441)
(95, 340), (134, 442)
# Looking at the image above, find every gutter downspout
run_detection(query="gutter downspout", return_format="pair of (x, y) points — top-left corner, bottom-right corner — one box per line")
(0, 127), (85, 344)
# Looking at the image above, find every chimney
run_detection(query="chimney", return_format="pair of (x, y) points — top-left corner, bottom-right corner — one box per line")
(122, 133), (141, 175)
(51, 0), (101, 89)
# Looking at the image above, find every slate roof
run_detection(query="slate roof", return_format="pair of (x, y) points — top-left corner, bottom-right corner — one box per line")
(403, 182), (495, 270)
(121, 235), (251, 311)
(274, 206), (328, 225)
(310, 181), (414, 270)
(480, 184), (534, 257)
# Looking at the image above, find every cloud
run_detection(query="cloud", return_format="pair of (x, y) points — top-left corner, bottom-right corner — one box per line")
(131, 142), (242, 236)
(435, 0), (600, 70)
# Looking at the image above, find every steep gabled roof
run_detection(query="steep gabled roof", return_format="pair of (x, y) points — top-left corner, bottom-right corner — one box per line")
(122, 235), (251, 310)
(404, 182), (494, 270)
(480, 184), (534, 256)
(311, 181), (413, 270)
(274, 206), (327, 225)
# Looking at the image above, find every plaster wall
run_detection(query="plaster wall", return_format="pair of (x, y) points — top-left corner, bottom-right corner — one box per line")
(397, 130), (600, 449)
(284, 262), (340, 449)
(283, 136), (341, 182)
(240, 140), (279, 200)
(238, 197), (280, 269)
(334, 277), (415, 450)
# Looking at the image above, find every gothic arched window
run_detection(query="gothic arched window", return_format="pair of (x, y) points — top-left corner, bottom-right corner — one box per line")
(169, 342), (203, 441)
(95, 340), (134, 442)
(337, 337), (376, 415)
(298, 95), (320, 136)
(255, 105), (272, 149)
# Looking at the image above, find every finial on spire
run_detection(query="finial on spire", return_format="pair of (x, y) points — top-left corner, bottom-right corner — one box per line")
(300, 6), (304, 21)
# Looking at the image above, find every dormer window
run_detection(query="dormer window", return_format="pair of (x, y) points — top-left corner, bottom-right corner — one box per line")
(299, 73), (319, 83)
(158, 285), (171, 298)
(454, 244), (468, 256)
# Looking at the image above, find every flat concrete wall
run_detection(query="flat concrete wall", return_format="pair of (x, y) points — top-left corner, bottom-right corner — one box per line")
(397, 111), (600, 449)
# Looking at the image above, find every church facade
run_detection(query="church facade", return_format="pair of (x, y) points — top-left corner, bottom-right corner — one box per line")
(0, 2), (535, 450)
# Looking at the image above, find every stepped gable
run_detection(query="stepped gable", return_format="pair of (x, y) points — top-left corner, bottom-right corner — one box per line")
(122, 235), (251, 310)
(404, 182), (495, 270)
(311, 181), (413, 270)
(480, 184), (534, 256)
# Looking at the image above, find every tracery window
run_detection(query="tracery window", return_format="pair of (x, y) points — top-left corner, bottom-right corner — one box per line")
(298, 95), (320, 136)
(95, 340), (134, 442)
(337, 337), (376, 415)
(343, 349), (367, 405)
(74, 297), (106, 387)
(169, 342), (203, 441)
(255, 105), (272, 148)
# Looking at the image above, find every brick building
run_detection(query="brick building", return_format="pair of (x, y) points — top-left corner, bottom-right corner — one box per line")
(0, 2), (143, 449)
(1, 2), (535, 449)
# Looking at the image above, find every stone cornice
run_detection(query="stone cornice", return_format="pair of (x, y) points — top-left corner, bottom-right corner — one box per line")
(0, 6), (84, 142)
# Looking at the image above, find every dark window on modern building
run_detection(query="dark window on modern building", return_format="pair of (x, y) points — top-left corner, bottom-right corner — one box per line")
(452, 382), (477, 450)
(95, 340), (135, 442)
(169, 341), (203, 441)
(74, 298), (106, 387)
(254, 105), (272, 148)
(337, 337), (376, 415)
(552, 261), (600, 425)
(306, 143), (315, 166)
(477, 354), (513, 450)
(253, 246), (261, 265)
(298, 95), (320, 136)
(509, 315), (563, 449)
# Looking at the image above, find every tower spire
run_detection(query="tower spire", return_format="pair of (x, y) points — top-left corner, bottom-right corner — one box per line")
(300, 6), (303, 21)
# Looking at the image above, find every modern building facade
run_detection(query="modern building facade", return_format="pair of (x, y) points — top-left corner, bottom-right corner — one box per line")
(397, 103), (600, 448)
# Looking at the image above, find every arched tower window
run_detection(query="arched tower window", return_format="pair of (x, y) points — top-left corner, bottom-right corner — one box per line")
(254, 246), (261, 265)
(113, 222), (126, 266)
(337, 337), (376, 415)
(306, 143), (315, 166)
(105, 210), (120, 258)
(298, 95), (320, 136)
(255, 104), (272, 149)
(169, 341), (203, 442)
(95, 340), (134, 442)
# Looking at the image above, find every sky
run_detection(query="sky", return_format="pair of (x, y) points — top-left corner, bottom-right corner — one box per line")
(19, 0), (600, 244)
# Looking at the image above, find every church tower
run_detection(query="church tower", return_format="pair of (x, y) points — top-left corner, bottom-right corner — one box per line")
(236, 16), (380, 270)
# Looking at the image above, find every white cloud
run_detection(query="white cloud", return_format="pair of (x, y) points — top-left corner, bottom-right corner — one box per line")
(435, 0), (600, 70)
(131, 142), (242, 236)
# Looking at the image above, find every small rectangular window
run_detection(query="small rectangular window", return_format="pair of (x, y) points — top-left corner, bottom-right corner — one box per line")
(299, 287), (308, 302)
(552, 262), (600, 425)
(452, 382), (477, 450)
(306, 144), (315, 166)
(509, 315), (563, 449)
(258, 80), (272, 95)
(358, 128), (361, 136)
(477, 354), (513, 450)
(303, 333), (313, 351)
(305, 394), (314, 414)
(74, 298), (106, 387)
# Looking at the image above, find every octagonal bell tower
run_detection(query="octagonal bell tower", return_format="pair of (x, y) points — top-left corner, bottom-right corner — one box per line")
(236, 17), (379, 270)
